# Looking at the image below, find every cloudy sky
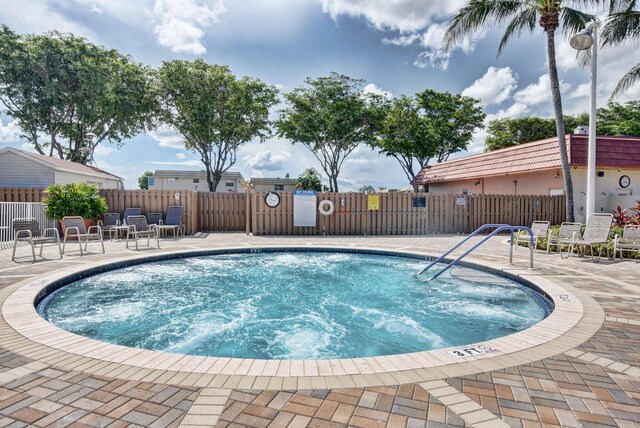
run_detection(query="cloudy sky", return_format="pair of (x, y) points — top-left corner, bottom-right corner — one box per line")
(0, 0), (638, 189)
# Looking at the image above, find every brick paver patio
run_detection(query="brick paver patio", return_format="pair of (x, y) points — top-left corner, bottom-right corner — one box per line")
(0, 233), (638, 427)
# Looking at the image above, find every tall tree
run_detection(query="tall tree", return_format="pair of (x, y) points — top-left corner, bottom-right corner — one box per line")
(601, 0), (640, 98)
(444, 0), (599, 221)
(376, 92), (484, 188)
(138, 171), (154, 190)
(486, 114), (589, 151)
(296, 168), (323, 191)
(598, 100), (640, 135)
(158, 60), (278, 191)
(0, 26), (158, 163)
(485, 102), (640, 150)
(275, 73), (385, 192)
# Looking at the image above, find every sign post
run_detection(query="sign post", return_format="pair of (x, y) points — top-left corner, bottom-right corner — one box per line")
(365, 194), (380, 236)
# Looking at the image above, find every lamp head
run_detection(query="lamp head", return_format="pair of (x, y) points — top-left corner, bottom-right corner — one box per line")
(570, 28), (594, 50)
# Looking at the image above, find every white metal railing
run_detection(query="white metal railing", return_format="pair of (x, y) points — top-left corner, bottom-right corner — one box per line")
(0, 202), (57, 250)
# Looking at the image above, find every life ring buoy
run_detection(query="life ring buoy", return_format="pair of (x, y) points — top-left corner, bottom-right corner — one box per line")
(318, 200), (335, 216)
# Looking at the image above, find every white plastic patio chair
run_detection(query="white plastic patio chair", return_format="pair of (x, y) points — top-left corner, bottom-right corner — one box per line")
(613, 225), (640, 260)
(558, 213), (613, 262)
(515, 220), (550, 253)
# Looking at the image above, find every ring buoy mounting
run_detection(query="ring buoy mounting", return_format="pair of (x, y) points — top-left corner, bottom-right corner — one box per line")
(318, 199), (335, 216)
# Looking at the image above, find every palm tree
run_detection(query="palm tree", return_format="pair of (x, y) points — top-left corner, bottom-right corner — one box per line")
(601, 0), (640, 99)
(444, 0), (600, 222)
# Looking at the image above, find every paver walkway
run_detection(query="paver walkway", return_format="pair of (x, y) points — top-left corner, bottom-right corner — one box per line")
(0, 233), (638, 427)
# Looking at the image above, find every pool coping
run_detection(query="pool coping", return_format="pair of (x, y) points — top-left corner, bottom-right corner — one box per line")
(0, 244), (604, 390)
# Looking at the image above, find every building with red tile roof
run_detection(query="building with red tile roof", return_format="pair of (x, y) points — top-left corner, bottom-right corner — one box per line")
(412, 135), (640, 222)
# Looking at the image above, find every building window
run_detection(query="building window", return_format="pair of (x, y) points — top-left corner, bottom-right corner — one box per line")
(193, 178), (199, 183)
(148, 177), (155, 186)
(226, 182), (234, 187)
(168, 178), (176, 183)
(274, 184), (284, 191)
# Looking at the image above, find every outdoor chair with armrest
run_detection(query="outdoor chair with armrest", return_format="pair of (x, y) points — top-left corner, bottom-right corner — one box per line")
(62, 216), (104, 256)
(126, 215), (160, 250)
(613, 225), (640, 260)
(515, 220), (550, 252)
(156, 205), (184, 239)
(97, 212), (121, 240)
(546, 222), (582, 254)
(11, 218), (62, 262)
(111, 207), (142, 239)
(147, 212), (163, 229)
(558, 213), (613, 262)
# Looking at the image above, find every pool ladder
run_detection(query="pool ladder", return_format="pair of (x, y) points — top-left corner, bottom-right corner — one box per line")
(418, 224), (535, 281)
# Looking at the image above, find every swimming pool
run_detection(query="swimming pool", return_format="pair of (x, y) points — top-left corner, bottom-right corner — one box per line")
(38, 250), (552, 360)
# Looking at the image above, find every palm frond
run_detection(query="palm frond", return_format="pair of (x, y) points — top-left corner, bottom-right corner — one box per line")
(560, 7), (597, 38)
(444, 0), (525, 52)
(498, 8), (537, 54)
(611, 63), (640, 99)
(601, 10), (640, 45)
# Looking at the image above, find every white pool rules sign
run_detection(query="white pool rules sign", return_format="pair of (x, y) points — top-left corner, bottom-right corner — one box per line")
(294, 190), (317, 227)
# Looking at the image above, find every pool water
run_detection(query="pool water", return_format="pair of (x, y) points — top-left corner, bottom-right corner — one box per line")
(39, 252), (551, 360)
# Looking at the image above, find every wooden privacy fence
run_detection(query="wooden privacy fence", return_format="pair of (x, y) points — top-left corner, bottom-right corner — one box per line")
(199, 192), (246, 232)
(252, 192), (566, 236)
(0, 188), (45, 202)
(0, 187), (565, 236)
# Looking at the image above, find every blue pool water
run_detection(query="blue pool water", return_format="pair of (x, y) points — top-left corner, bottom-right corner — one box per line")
(39, 251), (551, 360)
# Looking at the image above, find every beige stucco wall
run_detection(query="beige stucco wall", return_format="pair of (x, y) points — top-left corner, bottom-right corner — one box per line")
(252, 183), (297, 192)
(151, 176), (241, 192)
(428, 167), (639, 223)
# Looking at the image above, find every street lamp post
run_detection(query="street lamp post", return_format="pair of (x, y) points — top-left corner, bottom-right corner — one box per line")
(570, 22), (599, 220)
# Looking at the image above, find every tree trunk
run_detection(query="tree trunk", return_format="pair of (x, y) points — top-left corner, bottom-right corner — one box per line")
(546, 29), (575, 222)
(210, 173), (222, 192)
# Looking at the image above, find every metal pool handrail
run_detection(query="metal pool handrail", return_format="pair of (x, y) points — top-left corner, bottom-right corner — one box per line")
(418, 224), (535, 282)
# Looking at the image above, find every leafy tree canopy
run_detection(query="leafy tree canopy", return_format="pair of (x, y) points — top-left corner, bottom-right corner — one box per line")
(296, 168), (323, 191)
(158, 60), (278, 192)
(275, 72), (386, 192)
(138, 171), (154, 190)
(376, 90), (484, 188)
(0, 25), (158, 164)
(359, 185), (376, 194)
(485, 101), (640, 151)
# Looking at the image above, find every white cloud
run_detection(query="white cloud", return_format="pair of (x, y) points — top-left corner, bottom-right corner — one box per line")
(147, 160), (203, 166)
(0, 0), (94, 38)
(462, 67), (517, 106)
(382, 33), (420, 47)
(152, 0), (226, 55)
(0, 119), (21, 144)
(243, 150), (291, 171)
(362, 83), (393, 100)
(148, 127), (184, 149)
(93, 145), (117, 156)
(486, 102), (530, 121)
(175, 152), (186, 160)
(414, 50), (450, 71)
(90, 4), (103, 14)
(395, 23), (485, 71)
(513, 74), (571, 106)
(320, 0), (464, 32)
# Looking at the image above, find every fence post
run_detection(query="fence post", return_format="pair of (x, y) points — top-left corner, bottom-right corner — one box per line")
(189, 191), (199, 234)
(245, 186), (252, 235)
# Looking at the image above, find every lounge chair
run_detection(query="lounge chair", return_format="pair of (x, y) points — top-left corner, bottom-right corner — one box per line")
(62, 216), (105, 256)
(546, 222), (583, 254)
(126, 215), (160, 250)
(110, 208), (142, 239)
(11, 218), (62, 262)
(155, 205), (184, 239)
(558, 213), (613, 261)
(147, 212), (163, 228)
(613, 225), (640, 260)
(515, 220), (550, 252)
(98, 213), (121, 240)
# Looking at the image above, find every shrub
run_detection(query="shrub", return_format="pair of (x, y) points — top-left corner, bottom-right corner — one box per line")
(43, 183), (109, 220)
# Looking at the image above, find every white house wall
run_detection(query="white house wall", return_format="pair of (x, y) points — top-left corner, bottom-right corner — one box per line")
(0, 152), (54, 188)
(54, 171), (121, 189)
(152, 177), (240, 192)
